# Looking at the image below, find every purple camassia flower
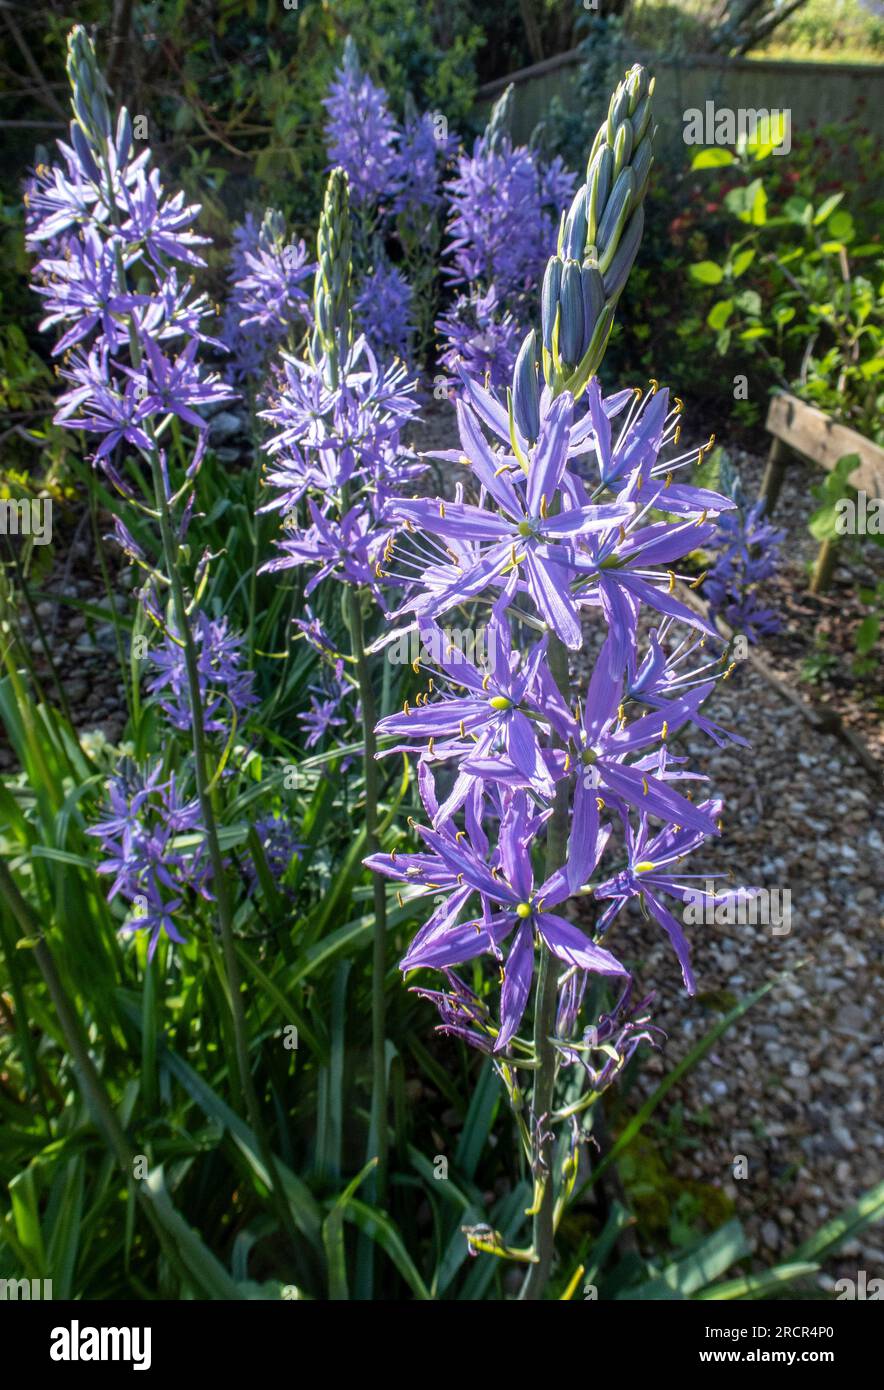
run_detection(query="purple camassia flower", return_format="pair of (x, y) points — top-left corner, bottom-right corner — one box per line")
(555, 977), (664, 1079)
(355, 259), (414, 363)
(376, 599), (567, 814)
(625, 624), (747, 750)
(292, 605), (344, 676)
(31, 226), (148, 355)
(27, 111), (207, 266)
(386, 391), (633, 649)
(147, 612), (257, 734)
(265, 500), (386, 597)
(323, 57), (402, 210)
(260, 337), (420, 512)
(594, 799), (759, 993)
(27, 105), (234, 478)
(384, 373), (735, 655)
(370, 790), (626, 1051)
(437, 131), (574, 390)
(299, 676), (352, 748)
(393, 111), (456, 216)
(567, 632), (720, 892)
(89, 760), (212, 959)
(121, 337), (232, 430)
(221, 212), (314, 385)
(704, 500), (783, 643)
(443, 137), (574, 302)
(437, 286), (522, 389)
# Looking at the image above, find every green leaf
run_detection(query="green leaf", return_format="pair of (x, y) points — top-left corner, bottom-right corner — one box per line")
(342, 1199), (432, 1299)
(689, 261), (724, 286)
(707, 299), (734, 331)
(143, 1167), (246, 1300)
(619, 1219), (752, 1300)
(808, 501), (842, 542)
(691, 149), (735, 170)
(731, 248), (755, 279)
(783, 196), (812, 227)
(827, 210), (855, 243)
(813, 193), (844, 225)
(725, 179), (766, 226)
(790, 1180), (884, 1264)
(322, 1158), (378, 1300)
(734, 289), (762, 317)
(455, 1059), (502, 1180)
(698, 1262), (819, 1300)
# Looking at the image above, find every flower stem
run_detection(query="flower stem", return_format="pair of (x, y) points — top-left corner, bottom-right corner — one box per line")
(519, 631), (570, 1300)
(345, 582), (388, 1199)
(149, 452), (298, 1257)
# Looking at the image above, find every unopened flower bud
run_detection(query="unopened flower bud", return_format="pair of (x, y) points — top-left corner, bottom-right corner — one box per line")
(512, 329), (540, 443)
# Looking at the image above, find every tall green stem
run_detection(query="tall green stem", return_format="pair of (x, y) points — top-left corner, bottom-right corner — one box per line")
(148, 452), (298, 1257)
(344, 583), (388, 1199)
(520, 631), (570, 1300)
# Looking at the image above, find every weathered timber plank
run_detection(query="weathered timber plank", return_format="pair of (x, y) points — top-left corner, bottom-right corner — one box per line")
(765, 392), (884, 496)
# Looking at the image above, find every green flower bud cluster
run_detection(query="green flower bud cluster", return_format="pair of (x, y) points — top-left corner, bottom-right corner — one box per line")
(540, 63), (655, 399)
(311, 168), (353, 388)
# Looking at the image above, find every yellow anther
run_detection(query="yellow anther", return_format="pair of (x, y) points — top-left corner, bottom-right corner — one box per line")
(668, 570), (676, 593)
(412, 658), (420, 672)
(673, 424), (681, 446)
(635, 861), (655, 873)
(642, 777), (649, 795)
(695, 509), (708, 526)
(540, 494), (549, 518)
(439, 501), (446, 518)
(459, 719), (466, 738)
(674, 397), (684, 414)
(428, 738), (435, 754)
(403, 700), (411, 716)
(665, 471), (673, 488)
(661, 720), (669, 741)
(596, 797), (606, 811)
(649, 378), (659, 393)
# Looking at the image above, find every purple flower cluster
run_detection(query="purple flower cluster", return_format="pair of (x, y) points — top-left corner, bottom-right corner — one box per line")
(221, 210), (314, 386)
(26, 71), (233, 484)
(147, 611), (258, 734)
(354, 258), (414, 363)
(89, 761), (213, 959)
(367, 368), (754, 1053)
(438, 116), (574, 386)
(436, 286), (522, 389)
(259, 336), (423, 600)
(704, 499), (784, 643)
(323, 41), (453, 217)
